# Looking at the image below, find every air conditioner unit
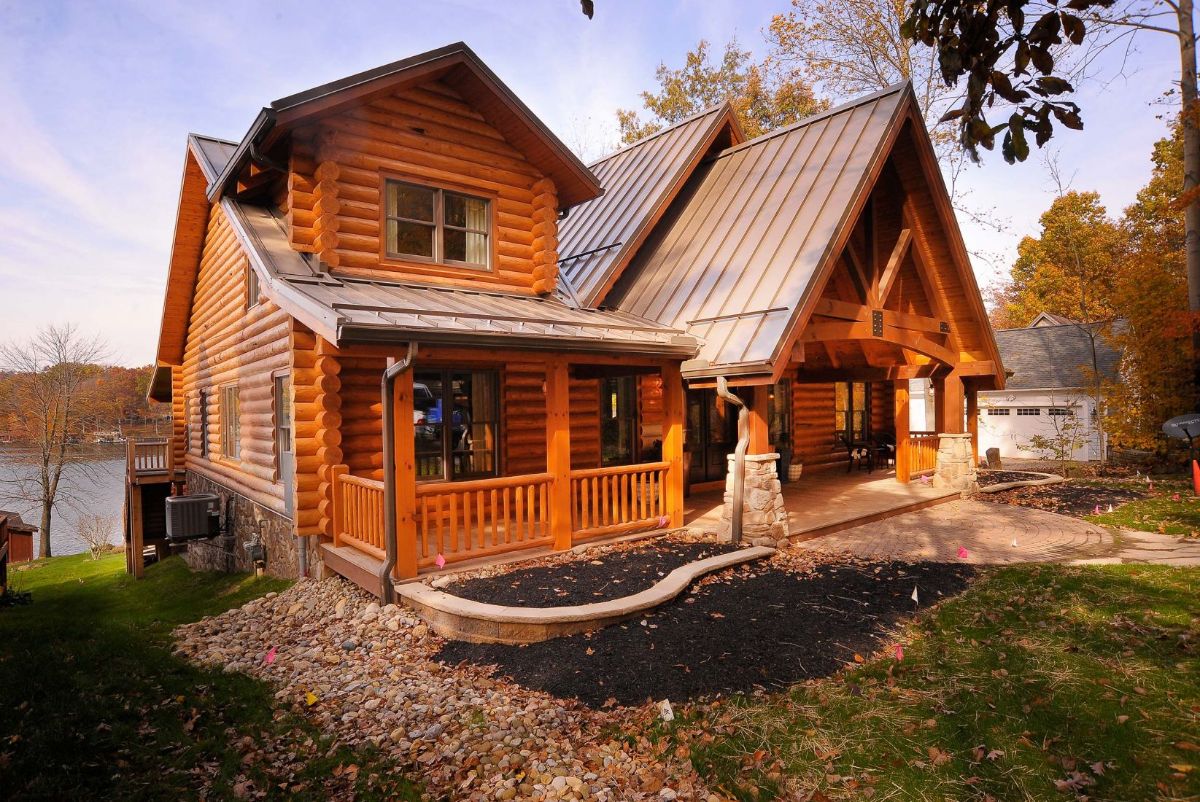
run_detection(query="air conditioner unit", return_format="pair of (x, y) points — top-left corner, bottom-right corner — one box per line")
(165, 493), (222, 542)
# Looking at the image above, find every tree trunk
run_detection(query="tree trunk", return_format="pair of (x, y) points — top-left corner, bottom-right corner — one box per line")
(39, 500), (52, 559)
(1179, 0), (1200, 404)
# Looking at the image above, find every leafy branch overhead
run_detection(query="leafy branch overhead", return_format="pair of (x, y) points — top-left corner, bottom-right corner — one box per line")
(902, 0), (1112, 163)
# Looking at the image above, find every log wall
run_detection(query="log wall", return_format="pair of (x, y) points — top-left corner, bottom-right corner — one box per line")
(178, 205), (292, 518)
(284, 79), (559, 294)
(792, 383), (839, 467)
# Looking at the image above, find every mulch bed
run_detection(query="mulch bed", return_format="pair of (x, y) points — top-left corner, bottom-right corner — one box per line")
(977, 470), (1052, 487)
(444, 540), (742, 607)
(437, 556), (976, 707)
(978, 482), (1147, 516)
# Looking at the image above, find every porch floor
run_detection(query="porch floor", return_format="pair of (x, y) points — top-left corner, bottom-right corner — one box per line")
(683, 466), (959, 540)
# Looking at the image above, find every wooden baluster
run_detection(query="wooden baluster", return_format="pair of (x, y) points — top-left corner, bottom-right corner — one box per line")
(447, 493), (458, 555)
(489, 488), (498, 548)
(502, 487), (512, 544)
(461, 490), (473, 553)
(515, 486), (525, 542)
(530, 485), (540, 542)
(472, 489), (482, 552)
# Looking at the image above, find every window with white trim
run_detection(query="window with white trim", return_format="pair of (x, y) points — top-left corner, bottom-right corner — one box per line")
(1016, 407), (1041, 416)
(986, 408), (1010, 416)
(1047, 407), (1073, 416)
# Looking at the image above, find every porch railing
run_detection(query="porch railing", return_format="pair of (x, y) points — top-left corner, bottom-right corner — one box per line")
(127, 439), (172, 479)
(570, 461), (670, 541)
(909, 431), (939, 475)
(331, 467), (386, 560)
(415, 473), (552, 569)
(329, 461), (675, 573)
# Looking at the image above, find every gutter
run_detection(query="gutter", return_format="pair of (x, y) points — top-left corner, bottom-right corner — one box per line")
(379, 343), (418, 603)
(715, 376), (748, 545)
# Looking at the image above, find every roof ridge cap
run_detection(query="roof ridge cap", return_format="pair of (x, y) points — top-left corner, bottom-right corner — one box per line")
(587, 102), (731, 167)
(710, 82), (909, 160)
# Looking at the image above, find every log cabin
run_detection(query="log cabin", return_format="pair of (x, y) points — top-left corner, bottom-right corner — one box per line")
(134, 42), (1003, 598)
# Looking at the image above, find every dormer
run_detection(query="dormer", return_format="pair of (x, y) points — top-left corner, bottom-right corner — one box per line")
(208, 43), (602, 295)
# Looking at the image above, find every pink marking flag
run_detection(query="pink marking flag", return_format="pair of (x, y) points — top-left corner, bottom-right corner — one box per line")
(895, 643), (904, 661)
(1173, 493), (1181, 502)
(435, 553), (446, 569)
(1094, 504), (1102, 515)
(919, 475), (931, 485)
(957, 545), (969, 559)
(264, 646), (277, 665)
(657, 515), (670, 529)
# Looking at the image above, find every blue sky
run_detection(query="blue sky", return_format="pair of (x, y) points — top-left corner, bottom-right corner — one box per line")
(0, 0), (1180, 365)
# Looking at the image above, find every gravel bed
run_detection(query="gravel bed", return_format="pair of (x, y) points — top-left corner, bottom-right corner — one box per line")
(174, 579), (713, 801)
(438, 551), (975, 707)
(444, 540), (741, 607)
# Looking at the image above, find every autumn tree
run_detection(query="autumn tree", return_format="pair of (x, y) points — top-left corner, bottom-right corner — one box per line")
(902, 0), (1200, 384)
(766, 0), (963, 167)
(616, 39), (826, 144)
(989, 190), (1122, 327)
(1107, 125), (1194, 446)
(0, 326), (108, 558)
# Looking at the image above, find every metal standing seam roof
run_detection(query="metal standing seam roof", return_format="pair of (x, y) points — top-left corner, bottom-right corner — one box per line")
(558, 104), (738, 306)
(187, 135), (698, 358)
(993, 321), (1123, 391)
(606, 84), (910, 377)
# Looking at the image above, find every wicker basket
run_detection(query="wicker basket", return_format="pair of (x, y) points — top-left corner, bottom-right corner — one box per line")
(788, 464), (804, 482)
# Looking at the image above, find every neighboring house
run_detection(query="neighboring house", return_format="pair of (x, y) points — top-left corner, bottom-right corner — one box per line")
(0, 511), (37, 563)
(979, 318), (1121, 461)
(136, 43), (1003, 595)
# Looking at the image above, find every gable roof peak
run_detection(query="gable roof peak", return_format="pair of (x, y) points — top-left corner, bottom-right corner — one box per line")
(589, 101), (740, 167)
(208, 42), (602, 208)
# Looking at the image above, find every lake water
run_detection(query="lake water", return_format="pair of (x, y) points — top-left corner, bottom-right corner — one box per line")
(0, 445), (127, 558)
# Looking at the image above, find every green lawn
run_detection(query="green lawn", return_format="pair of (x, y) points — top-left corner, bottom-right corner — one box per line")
(665, 564), (1200, 801)
(0, 553), (421, 801)
(1084, 477), (1200, 537)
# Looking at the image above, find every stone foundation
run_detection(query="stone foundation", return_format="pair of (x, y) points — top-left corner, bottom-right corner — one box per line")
(182, 472), (321, 579)
(717, 453), (789, 547)
(933, 433), (978, 496)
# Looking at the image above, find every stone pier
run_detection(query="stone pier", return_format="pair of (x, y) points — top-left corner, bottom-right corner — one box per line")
(933, 433), (978, 495)
(717, 453), (790, 547)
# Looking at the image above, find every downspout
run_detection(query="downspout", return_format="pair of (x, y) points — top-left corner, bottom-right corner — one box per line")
(379, 343), (418, 603)
(716, 377), (749, 545)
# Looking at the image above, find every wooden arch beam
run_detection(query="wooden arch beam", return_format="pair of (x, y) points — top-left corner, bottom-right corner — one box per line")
(799, 320), (957, 367)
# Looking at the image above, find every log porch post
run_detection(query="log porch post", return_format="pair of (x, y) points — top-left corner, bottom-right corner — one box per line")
(393, 367), (418, 579)
(661, 362), (685, 528)
(545, 358), (573, 551)
(748, 384), (771, 454)
(965, 383), (979, 465)
(938, 371), (965, 434)
(894, 379), (911, 483)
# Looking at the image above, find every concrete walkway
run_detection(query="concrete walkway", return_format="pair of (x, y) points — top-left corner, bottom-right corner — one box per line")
(792, 498), (1200, 566)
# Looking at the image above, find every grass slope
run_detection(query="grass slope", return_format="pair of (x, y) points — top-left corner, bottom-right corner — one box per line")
(0, 554), (421, 801)
(1083, 478), (1200, 537)
(667, 564), (1200, 801)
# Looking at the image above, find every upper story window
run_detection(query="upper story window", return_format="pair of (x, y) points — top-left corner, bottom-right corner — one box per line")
(246, 263), (260, 309)
(384, 180), (491, 270)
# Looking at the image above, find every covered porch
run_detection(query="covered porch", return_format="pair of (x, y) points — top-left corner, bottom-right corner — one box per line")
(684, 465), (959, 541)
(317, 343), (689, 593)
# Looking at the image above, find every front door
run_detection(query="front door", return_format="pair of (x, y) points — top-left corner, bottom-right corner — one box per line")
(686, 389), (738, 484)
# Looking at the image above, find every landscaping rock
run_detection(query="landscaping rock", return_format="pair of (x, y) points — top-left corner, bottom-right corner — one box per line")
(173, 577), (710, 800)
